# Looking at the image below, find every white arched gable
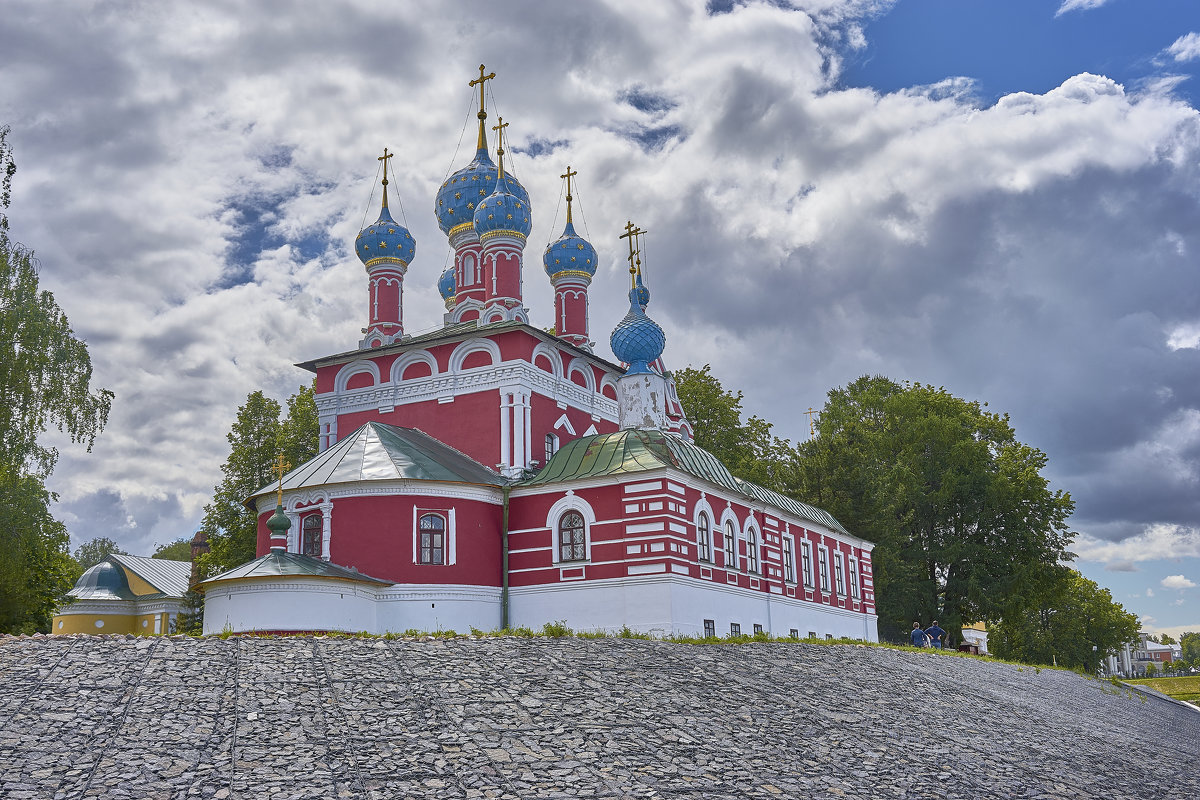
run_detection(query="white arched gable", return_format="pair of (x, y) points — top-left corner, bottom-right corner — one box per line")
(531, 342), (564, 378)
(546, 491), (597, 564)
(335, 359), (382, 393)
(566, 357), (596, 391)
(599, 374), (619, 396)
(693, 494), (716, 532)
(719, 506), (741, 537)
(391, 349), (438, 383)
(449, 338), (502, 372)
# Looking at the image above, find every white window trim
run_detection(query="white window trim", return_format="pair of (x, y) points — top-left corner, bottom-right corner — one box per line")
(817, 544), (830, 592)
(412, 507), (456, 566)
(744, 522), (760, 575)
(693, 495), (716, 563)
(834, 550), (845, 596)
(782, 533), (796, 584)
(546, 492), (597, 565)
(849, 556), (860, 599)
(801, 540), (814, 587)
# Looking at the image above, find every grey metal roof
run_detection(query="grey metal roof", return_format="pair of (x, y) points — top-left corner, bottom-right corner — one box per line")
(109, 553), (191, 598)
(197, 550), (392, 590)
(249, 422), (506, 506)
(519, 428), (853, 538)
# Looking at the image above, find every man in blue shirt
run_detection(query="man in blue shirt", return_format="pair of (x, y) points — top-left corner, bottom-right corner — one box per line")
(925, 621), (947, 649)
(910, 622), (928, 647)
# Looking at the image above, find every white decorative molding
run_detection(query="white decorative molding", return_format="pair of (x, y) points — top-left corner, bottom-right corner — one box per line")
(334, 359), (382, 392)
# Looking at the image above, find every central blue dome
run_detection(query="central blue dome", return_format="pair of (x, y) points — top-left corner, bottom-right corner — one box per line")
(435, 146), (530, 237)
(610, 287), (666, 375)
(543, 221), (597, 279)
(474, 171), (532, 240)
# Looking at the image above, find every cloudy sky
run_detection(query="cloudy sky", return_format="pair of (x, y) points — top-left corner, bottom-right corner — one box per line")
(2, 0), (1198, 637)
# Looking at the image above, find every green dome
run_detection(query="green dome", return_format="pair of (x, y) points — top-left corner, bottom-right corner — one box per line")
(267, 505), (291, 534)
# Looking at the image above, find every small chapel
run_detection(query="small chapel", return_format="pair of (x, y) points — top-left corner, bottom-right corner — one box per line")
(199, 67), (879, 641)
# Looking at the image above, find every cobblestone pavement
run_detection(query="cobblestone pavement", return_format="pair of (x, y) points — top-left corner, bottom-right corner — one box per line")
(0, 635), (1196, 799)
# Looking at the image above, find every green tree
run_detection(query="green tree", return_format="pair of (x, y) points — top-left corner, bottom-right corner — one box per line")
(151, 537), (192, 562)
(0, 127), (112, 633)
(1157, 632), (1176, 645)
(673, 365), (796, 493)
(73, 536), (127, 570)
(795, 376), (1076, 642)
(1144, 661), (1157, 677)
(990, 570), (1140, 671)
(199, 383), (318, 574)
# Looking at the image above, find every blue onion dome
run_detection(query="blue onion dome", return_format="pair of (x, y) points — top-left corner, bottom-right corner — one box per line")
(543, 221), (597, 280)
(356, 201), (416, 268)
(438, 265), (457, 304)
(435, 147), (532, 238)
(633, 271), (651, 307)
(610, 287), (666, 375)
(473, 171), (532, 241)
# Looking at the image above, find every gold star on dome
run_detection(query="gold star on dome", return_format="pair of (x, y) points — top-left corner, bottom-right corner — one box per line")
(388, 228), (395, 234)
(555, 258), (560, 264)
(467, 202), (475, 209)
(447, 208), (455, 215)
(570, 256), (576, 262)
(479, 189), (485, 196)
(379, 241), (388, 249)
(488, 213), (494, 220)
(454, 192), (461, 200)
(516, 202), (523, 209)
(577, 244), (585, 250)
(471, 175), (478, 181)
(506, 213), (513, 220)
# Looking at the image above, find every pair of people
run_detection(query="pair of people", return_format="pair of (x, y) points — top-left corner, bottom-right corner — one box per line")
(910, 620), (947, 649)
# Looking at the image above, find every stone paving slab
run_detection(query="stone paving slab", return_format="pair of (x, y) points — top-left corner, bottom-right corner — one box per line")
(0, 634), (1196, 799)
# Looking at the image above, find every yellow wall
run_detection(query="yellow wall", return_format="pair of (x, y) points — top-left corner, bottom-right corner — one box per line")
(122, 568), (160, 596)
(53, 613), (138, 635)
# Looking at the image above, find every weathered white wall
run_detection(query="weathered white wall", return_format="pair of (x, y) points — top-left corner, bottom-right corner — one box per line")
(202, 579), (378, 635)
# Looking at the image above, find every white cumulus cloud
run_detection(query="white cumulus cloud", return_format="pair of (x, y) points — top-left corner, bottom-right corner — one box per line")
(1074, 525), (1200, 566)
(1055, 0), (1110, 17)
(1162, 575), (1197, 589)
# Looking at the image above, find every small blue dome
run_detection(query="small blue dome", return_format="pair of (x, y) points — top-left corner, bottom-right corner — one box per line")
(474, 172), (532, 239)
(355, 204), (416, 267)
(610, 287), (666, 374)
(633, 271), (651, 307)
(435, 146), (530, 237)
(543, 221), (597, 279)
(438, 265), (456, 302)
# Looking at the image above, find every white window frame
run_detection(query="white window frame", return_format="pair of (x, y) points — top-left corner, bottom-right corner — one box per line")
(697, 511), (712, 563)
(547, 493), (596, 565)
(545, 432), (559, 459)
(745, 524), (759, 574)
(817, 544), (830, 592)
(801, 540), (814, 587)
(723, 520), (737, 571)
(849, 556), (860, 599)
(412, 507), (456, 565)
(782, 535), (795, 583)
(834, 551), (845, 595)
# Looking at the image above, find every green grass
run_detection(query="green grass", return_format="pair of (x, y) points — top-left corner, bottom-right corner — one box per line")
(1124, 675), (1200, 702)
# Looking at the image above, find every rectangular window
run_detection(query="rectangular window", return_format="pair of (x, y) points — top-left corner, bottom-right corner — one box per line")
(789, 628), (799, 639)
(730, 622), (741, 637)
(545, 432), (559, 459)
(418, 513), (446, 565)
(753, 624), (763, 635)
(834, 552), (845, 595)
(801, 541), (813, 586)
(782, 536), (795, 583)
(746, 531), (759, 574)
(724, 523), (737, 570)
(698, 515), (712, 563)
(703, 619), (715, 638)
(818, 546), (830, 592)
(849, 557), (860, 599)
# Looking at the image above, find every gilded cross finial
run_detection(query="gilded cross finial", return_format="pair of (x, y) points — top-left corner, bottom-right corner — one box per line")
(634, 227), (648, 277)
(377, 147), (393, 208)
(804, 407), (818, 437)
(561, 166), (578, 224)
(619, 221), (641, 289)
(273, 452), (291, 507)
(469, 64), (496, 150)
(492, 116), (509, 178)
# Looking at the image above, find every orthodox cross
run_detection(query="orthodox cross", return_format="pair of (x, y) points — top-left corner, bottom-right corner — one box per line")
(469, 64), (496, 149)
(492, 117), (509, 176)
(619, 221), (641, 287)
(804, 407), (818, 437)
(273, 452), (291, 507)
(561, 166), (578, 223)
(378, 147), (392, 186)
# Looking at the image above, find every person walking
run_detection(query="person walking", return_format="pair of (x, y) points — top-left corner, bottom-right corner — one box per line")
(925, 620), (947, 650)
(910, 622), (928, 647)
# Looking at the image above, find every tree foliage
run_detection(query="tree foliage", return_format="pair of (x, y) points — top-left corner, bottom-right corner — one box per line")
(73, 536), (127, 570)
(673, 365), (797, 493)
(0, 127), (112, 633)
(795, 376), (1076, 642)
(151, 537), (193, 562)
(1179, 631), (1200, 665)
(989, 569), (1139, 671)
(199, 383), (318, 574)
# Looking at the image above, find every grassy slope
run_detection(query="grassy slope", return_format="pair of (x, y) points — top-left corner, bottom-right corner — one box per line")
(1125, 675), (1200, 702)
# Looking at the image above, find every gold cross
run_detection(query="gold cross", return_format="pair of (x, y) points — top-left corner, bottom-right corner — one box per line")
(377, 147), (393, 183)
(619, 221), (643, 288)
(273, 452), (291, 506)
(804, 407), (818, 437)
(492, 116), (509, 177)
(561, 166), (578, 224)
(469, 64), (495, 118)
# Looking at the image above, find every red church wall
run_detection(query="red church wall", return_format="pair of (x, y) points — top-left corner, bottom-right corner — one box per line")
(338, 391), (502, 469)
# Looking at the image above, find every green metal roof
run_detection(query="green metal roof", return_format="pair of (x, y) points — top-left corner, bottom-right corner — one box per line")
(69, 561), (136, 601)
(249, 422), (506, 507)
(197, 550), (392, 590)
(68, 554), (191, 601)
(519, 428), (853, 538)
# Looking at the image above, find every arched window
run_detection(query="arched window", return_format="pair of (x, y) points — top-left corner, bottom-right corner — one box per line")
(746, 527), (759, 574)
(545, 432), (559, 459)
(697, 513), (711, 563)
(418, 514), (446, 565)
(724, 521), (737, 570)
(558, 511), (586, 562)
(463, 254), (476, 285)
(302, 515), (322, 557)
